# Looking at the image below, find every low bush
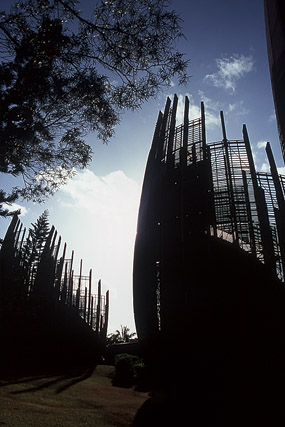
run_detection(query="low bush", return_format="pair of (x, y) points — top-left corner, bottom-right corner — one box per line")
(113, 353), (147, 389)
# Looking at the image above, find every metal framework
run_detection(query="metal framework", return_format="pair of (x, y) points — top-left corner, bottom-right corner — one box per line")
(133, 95), (285, 341)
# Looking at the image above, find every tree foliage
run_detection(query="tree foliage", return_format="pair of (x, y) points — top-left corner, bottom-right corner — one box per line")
(0, 0), (189, 213)
(22, 209), (50, 286)
(0, 189), (20, 217)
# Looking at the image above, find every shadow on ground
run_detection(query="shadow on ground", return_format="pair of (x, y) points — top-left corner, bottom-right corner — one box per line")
(0, 365), (96, 395)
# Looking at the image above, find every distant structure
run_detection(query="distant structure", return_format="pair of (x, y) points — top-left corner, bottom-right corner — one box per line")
(133, 95), (285, 343)
(264, 0), (285, 161)
(0, 216), (109, 370)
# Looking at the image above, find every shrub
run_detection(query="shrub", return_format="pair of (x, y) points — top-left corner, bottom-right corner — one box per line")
(113, 353), (146, 388)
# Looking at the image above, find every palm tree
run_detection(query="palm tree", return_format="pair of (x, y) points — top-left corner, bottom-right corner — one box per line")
(107, 326), (137, 344)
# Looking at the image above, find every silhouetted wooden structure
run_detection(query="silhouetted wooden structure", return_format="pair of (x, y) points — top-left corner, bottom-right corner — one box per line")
(0, 216), (109, 372)
(133, 95), (285, 424)
(264, 0), (285, 162)
(134, 95), (285, 341)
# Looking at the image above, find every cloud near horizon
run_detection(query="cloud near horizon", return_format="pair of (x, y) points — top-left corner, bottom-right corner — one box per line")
(56, 169), (141, 332)
(205, 54), (254, 93)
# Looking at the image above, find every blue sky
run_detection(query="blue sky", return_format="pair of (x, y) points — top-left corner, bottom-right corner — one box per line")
(1, 0), (284, 333)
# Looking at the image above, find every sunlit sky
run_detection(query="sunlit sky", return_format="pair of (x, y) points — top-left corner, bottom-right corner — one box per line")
(1, 0), (284, 334)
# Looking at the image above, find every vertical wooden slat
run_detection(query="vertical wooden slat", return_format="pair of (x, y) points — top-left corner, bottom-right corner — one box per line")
(96, 279), (101, 333)
(243, 124), (276, 272)
(166, 94), (178, 163)
(88, 269), (92, 325)
(84, 286), (87, 322)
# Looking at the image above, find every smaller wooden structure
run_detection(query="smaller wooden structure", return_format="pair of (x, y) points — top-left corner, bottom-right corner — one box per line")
(0, 216), (109, 372)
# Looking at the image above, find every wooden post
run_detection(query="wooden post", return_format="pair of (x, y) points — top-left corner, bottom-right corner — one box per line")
(101, 290), (109, 339)
(242, 170), (256, 257)
(61, 263), (68, 304)
(221, 111), (239, 245)
(166, 94), (178, 164)
(68, 270), (74, 306)
(96, 279), (102, 333)
(90, 296), (94, 329)
(243, 125), (275, 273)
(55, 242), (66, 302)
(157, 97), (171, 161)
(88, 269), (92, 325)
(183, 96), (189, 151)
(54, 235), (61, 261)
(266, 142), (285, 275)
(201, 102), (207, 158)
(19, 227), (26, 253)
(15, 222), (23, 250)
(69, 250), (74, 279)
(50, 229), (58, 256)
(105, 290), (109, 333)
(76, 259), (83, 311)
(84, 286), (87, 321)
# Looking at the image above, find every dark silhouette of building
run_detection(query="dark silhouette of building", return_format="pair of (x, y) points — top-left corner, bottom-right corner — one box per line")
(133, 94), (285, 341)
(264, 0), (285, 161)
(133, 95), (285, 424)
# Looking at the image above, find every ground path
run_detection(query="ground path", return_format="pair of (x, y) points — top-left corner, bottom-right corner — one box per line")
(0, 365), (148, 426)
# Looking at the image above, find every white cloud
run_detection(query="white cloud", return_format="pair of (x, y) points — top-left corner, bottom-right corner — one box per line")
(173, 93), (220, 129)
(2, 203), (28, 216)
(56, 169), (141, 332)
(277, 166), (285, 175)
(174, 93), (198, 124)
(228, 100), (249, 116)
(198, 91), (220, 127)
(62, 169), (139, 219)
(205, 54), (254, 93)
(229, 103), (236, 112)
(252, 142), (268, 171)
(190, 102), (203, 121)
(269, 111), (276, 122)
(261, 162), (270, 172)
(257, 140), (267, 149)
(167, 91), (249, 137)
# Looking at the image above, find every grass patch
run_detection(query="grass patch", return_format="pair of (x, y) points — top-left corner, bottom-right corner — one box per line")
(0, 365), (148, 426)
